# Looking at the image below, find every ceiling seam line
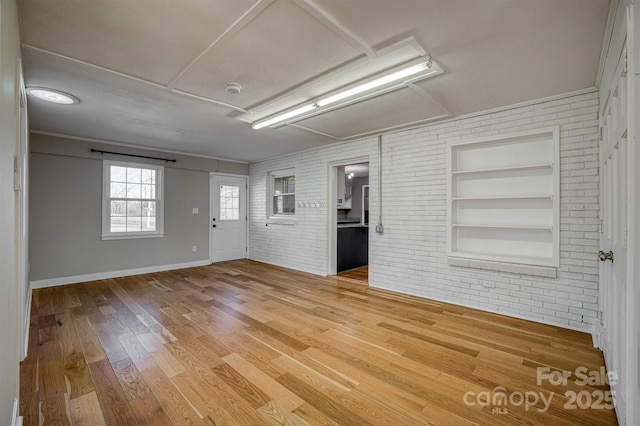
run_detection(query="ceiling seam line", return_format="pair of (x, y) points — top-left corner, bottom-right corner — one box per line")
(337, 115), (451, 141)
(21, 44), (167, 89)
(171, 89), (248, 113)
(286, 124), (343, 140)
(22, 44), (247, 113)
(406, 82), (454, 116)
(165, 0), (274, 89)
(299, 0), (375, 57)
(29, 130), (250, 164)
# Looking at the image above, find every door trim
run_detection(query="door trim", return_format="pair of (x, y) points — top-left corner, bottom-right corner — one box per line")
(327, 156), (369, 276)
(209, 173), (249, 263)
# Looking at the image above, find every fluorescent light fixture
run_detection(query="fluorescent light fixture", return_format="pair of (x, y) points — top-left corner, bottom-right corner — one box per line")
(317, 60), (431, 107)
(252, 103), (317, 129)
(27, 87), (79, 105)
(251, 57), (435, 130)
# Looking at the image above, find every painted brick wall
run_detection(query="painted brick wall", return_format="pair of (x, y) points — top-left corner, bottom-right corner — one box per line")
(249, 91), (600, 332)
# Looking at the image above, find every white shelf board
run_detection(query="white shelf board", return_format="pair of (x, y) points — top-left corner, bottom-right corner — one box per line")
(451, 163), (553, 175)
(451, 195), (553, 201)
(451, 224), (553, 230)
(449, 251), (555, 267)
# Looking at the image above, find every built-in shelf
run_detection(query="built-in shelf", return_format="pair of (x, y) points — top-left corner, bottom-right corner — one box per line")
(448, 127), (560, 272)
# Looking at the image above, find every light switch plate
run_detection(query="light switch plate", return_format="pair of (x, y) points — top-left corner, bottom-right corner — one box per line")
(192, 208), (199, 214)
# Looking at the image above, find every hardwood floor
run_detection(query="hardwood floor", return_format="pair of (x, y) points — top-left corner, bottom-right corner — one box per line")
(20, 260), (617, 425)
(337, 266), (368, 283)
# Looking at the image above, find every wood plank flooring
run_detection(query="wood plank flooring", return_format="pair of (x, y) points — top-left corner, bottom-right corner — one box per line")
(337, 266), (368, 283)
(20, 260), (617, 425)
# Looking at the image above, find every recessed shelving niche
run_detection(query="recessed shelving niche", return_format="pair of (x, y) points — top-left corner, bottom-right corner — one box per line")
(448, 127), (559, 270)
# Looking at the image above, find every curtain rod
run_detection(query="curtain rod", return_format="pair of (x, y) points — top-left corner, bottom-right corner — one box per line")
(90, 148), (177, 163)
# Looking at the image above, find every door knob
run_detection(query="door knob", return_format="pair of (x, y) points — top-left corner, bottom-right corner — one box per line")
(598, 250), (614, 262)
(212, 224), (217, 228)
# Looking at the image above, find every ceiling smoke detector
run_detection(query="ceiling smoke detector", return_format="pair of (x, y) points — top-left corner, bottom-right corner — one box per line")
(225, 83), (242, 95)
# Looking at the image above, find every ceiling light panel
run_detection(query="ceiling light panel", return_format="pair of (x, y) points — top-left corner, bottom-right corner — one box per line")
(295, 86), (451, 139)
(251, 56), (442, 130)
(27, 87), (79, 104)
(317, 59), (432, 107)
(236, 40), (429, 125)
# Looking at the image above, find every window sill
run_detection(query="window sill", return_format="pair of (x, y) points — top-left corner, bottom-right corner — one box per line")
(266, 217), (296, 226)
(102, 233), (165, 241)
(448, 255), (557, 278)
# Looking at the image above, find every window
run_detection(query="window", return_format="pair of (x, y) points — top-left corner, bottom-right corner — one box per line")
(448, 127), (559, 274)
(268, 169), (295, 219)
(219, 185), (240, 220)
(102, 160), (164, 240)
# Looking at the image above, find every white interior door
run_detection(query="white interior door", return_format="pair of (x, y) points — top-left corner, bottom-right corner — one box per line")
(210, 174), (247, 263)
(599, 45), (629, 420)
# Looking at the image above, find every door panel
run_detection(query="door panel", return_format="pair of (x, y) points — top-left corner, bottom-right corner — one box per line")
(211, 175), (247, 263)
(599, 45), (629, 420)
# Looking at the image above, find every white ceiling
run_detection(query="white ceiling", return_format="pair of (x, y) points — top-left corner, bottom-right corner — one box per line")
(17, 0), (610, 163)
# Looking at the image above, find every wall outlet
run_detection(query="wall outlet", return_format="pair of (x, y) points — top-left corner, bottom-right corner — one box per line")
(192, 207), (199, 214)
(192, 246), (197, 252)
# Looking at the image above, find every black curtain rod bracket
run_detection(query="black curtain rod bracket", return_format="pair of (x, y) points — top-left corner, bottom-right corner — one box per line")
(90, 148), (176, 163)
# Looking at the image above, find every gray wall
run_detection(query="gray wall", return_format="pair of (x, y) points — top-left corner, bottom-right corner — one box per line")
(29, 134), (249, 282)
(0, 0), (22, 421)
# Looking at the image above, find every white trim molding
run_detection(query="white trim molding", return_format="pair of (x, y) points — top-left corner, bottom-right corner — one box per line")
(11, 398), (21, 426)
(29, 260), (211, 289)
(21, 283), (32, 361)
(371, 281), (594, 335)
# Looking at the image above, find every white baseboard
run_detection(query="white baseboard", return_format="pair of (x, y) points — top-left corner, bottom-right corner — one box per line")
(592, 323), (604, 350)
(22, 284), (32, 361)
(29, 260), (211, 289)
(370, 282), (594, 334)
(247, 256), (325, 277)
(11, 398), (21, 426)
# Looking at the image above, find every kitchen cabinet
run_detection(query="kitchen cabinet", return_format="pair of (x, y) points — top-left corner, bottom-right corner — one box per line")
(336, 167), (352, 209)
(337, 225), (368, 272)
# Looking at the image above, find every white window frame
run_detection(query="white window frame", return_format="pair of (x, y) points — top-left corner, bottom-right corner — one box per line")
(267, 168), (296, 223)
(102, 160), (165, 240)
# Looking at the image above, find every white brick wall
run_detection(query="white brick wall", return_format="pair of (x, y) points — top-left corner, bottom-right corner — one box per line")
(249, 91), (600, 332)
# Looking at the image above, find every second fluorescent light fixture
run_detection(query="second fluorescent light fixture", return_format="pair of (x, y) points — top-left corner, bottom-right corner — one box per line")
(252, 57), (434, 130)
(252, 103), (317, 130)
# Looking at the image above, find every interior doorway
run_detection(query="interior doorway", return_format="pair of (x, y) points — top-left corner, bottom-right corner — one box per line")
(330, 160), (369, 283)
